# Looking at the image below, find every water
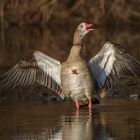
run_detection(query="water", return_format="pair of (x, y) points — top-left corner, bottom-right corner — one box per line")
(0, 100), (140, 140)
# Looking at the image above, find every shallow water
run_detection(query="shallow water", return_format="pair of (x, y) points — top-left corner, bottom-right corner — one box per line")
(0, 100), (140, 140)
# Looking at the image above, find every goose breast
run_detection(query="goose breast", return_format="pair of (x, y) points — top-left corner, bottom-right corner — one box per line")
(61, 59), (94, 101)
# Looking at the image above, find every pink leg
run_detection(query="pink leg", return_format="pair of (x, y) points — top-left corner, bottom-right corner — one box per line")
(75, 101), (80, 110)
(88, 99), (92, 109)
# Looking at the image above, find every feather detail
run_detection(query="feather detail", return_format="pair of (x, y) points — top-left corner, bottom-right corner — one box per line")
(0, 51), (62, 97)
(89, 42), (140, 91)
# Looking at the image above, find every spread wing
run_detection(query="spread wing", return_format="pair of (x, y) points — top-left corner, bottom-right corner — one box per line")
(89, 42), (140, 91)
(0, 51), (62, 95)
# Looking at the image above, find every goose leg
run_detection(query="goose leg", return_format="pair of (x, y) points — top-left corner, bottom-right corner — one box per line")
(88, 99), (92, 109)
(75, 100), (80, 110)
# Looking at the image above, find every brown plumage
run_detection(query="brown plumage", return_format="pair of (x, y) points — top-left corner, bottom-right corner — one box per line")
(61, 23), (95, 109)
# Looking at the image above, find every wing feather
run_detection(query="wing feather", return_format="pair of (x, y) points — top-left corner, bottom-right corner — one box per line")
(23, 69), (31, 86)
(16, 69), (25, 86)
(20, 70), (28, 86)
(1, 66), (21, 89)
(89, 42), (140, 91)
(2, 64), (18, 77)
(0, 51), (62, 96)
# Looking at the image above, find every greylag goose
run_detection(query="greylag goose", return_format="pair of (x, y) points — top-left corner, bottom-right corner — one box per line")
(1, 23), (140, 110)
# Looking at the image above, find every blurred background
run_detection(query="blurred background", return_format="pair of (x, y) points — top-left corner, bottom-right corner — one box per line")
(0, 0), (140, 103)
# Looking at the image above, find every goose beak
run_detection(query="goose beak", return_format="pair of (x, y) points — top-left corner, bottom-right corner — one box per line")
(85, 23), (94, 31)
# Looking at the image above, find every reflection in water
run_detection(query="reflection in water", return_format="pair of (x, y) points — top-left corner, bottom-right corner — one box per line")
(60, 111), (93, 140)
(0, 101), (140, 140)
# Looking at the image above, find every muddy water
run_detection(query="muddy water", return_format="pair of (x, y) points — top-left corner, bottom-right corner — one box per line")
(0, 100), (140, 140)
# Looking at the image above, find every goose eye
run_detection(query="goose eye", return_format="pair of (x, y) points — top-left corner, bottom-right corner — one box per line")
(80, 24), (83, 28)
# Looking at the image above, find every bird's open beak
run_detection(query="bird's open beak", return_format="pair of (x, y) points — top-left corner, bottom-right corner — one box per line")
(85, 23), (94, 31)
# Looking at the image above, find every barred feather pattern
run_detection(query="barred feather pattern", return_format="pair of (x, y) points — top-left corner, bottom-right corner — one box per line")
(89, 42), (140, 91)
(105, 44), (140, 90)
(0, 51), (62, 95)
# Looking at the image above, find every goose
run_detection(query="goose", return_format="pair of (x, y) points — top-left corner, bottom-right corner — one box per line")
(0, 22), (140, 110)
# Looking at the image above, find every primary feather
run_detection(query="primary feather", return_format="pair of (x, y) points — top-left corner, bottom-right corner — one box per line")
(0, 51), (62, 95)
(89, 42), (140, 91)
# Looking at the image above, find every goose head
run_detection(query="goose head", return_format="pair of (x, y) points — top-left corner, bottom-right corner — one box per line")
(73, 22), (94, 45)
(77, 22), (94, 36)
